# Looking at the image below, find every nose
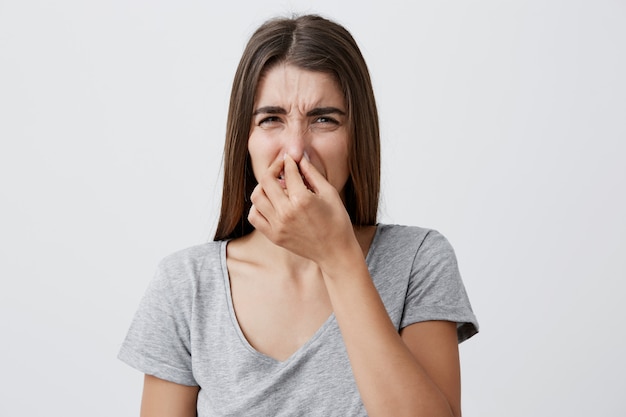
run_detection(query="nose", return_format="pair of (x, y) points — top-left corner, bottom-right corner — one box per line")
(283, 125), (308, 163)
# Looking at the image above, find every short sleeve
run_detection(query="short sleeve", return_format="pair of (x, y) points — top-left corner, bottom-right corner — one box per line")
(118, 258), (198, 386)
(400, 230), (479, 343)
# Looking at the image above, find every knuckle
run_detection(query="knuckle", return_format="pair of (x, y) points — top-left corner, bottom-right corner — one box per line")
(249, 186), (262, 203)
(247, 212), (256, 227)
(249, 192), (258, 205)
(290, 192), (311, 210)
(262, 170), (277, 184)
(277, 207), (296, 223)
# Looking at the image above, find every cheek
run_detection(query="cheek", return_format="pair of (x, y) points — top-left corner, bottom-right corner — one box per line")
(247, 133), (275, 180)
(321, 140), (350, 189)
(337, 140), (351, 188)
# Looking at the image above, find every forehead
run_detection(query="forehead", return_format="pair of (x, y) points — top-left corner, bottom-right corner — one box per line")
(254, 64), (345, 108)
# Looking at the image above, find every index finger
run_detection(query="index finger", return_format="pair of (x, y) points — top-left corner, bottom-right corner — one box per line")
(283, 154), (309, 195)
(258, 154), (289, 201)
(298, 155), (330, 194)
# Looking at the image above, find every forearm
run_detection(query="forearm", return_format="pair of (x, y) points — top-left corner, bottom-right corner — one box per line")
(320, 245), (457, 417)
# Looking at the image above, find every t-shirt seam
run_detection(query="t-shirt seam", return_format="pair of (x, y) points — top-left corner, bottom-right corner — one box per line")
(398, 228), (430, 324)
(119, 344), (197, 380)
(120, 224), (478, 415)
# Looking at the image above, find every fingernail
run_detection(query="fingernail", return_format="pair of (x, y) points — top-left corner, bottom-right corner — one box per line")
(283, 153), (287, 160)
(303, 151), (310, 161)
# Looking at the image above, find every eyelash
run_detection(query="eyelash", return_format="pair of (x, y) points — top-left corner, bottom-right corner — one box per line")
(314, 117), (339, 125)
(258, 116), (280, 126)
(258, 116), (339, 126)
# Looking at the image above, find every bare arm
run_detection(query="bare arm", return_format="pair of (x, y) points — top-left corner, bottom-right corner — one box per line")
(249, 155), (463, 416)
(321, 247), (461, 417)
(140, 375), (199, 417)
(401, 321), (461, 417)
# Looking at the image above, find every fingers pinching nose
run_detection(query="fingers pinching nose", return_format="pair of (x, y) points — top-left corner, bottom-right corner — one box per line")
(283, 151), (309, 164)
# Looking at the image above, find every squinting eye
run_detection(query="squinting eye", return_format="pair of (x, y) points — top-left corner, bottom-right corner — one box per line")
(259, 116), (280, 126)
(315, 117), (339, 124)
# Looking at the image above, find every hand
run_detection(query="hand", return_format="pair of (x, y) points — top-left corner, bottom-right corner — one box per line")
(248, 154), (357, 266)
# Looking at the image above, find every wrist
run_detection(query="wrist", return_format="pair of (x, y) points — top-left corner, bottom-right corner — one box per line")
(318, 235), (367, 279)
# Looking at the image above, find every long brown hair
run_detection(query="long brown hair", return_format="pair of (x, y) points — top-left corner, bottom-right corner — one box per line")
(214, 15), (380, 241)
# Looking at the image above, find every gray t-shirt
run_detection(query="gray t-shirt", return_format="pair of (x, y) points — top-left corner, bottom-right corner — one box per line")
(119, 224), (478, 416)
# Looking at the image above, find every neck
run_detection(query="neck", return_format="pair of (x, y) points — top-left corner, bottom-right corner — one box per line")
(241, 225), (376, 269)
(243, 230), (320, 276)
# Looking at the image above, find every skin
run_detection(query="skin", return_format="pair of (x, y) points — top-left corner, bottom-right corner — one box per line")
(140, 375), (199, 417)
(248, 63), (351, 197)
(140, 64), (463, 417)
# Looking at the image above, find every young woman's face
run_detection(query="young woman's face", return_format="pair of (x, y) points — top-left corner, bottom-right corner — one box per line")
(248, 63), (350, 197)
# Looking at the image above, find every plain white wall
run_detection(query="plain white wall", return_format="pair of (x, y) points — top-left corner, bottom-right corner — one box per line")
(1, 1), (624, 415)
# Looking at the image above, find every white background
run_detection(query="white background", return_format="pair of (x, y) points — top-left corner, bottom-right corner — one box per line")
(1, 1), (624, 416)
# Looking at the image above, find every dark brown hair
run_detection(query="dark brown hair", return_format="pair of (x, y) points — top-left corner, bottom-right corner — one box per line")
(214, 15), (380, 241)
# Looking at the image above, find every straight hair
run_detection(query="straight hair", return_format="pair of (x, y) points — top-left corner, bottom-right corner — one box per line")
(214, 15), (380, 241)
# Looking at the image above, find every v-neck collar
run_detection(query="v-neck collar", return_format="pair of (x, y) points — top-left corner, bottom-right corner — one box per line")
(219, 225), (383, 365)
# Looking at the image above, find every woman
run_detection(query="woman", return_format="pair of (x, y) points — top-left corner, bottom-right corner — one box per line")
(119, 14), (478, 417)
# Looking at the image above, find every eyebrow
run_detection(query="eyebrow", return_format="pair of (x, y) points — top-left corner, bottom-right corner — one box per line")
(307, 107), (346, 117)
(252, 106), (287, 116)
(252, 106), (346, 117)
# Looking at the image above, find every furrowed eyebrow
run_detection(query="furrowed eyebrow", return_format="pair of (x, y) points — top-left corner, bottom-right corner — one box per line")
(252, 106), (287, 116)
(306, 107), (346, 117)
(252, 106), (346, 117)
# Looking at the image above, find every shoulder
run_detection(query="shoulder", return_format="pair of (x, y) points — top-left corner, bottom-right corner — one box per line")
(374, 224), (454, 256)
(159, 241), (223, 269)
(152, 241), (225, 290)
